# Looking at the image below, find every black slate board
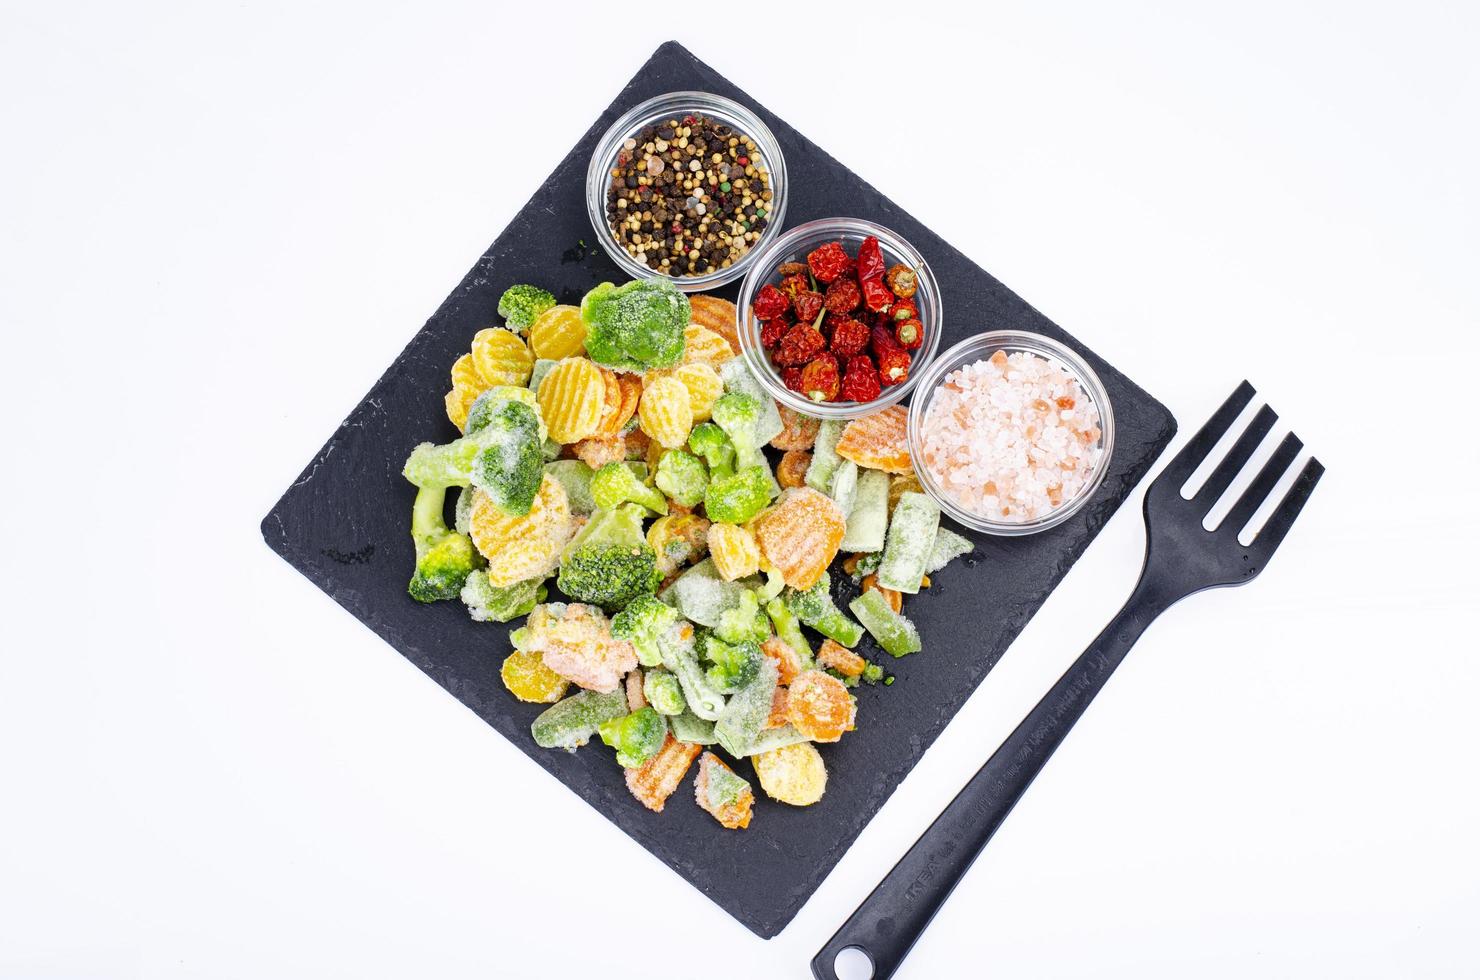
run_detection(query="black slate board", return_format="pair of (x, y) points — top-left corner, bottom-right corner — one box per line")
(261, 41), (1176, 939)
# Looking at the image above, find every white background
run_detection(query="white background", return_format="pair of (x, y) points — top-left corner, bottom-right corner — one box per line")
(3, 2), (1477, 978)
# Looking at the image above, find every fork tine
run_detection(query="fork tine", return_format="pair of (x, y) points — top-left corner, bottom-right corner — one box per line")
(1194, 404), (1277, 506)
(1156, 381), (1256, 487)
(1221, 432), (1303, 532)
(1247, 457), (1324, 555)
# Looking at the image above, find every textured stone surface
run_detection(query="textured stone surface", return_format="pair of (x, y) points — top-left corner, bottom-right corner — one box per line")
(261, 41), (1176, 939)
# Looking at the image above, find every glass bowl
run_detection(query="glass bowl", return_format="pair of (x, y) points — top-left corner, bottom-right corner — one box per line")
(585, 91), (788, 292)
(734, 217), (942, 420)
(906, 331), (1116, 535)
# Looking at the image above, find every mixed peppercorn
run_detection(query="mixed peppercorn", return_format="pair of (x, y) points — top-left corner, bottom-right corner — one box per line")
(605, 114), (774, 278)
(751, 236), (923, 403)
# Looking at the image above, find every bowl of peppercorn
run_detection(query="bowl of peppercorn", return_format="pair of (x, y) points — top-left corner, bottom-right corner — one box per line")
(586, 91), (788, 292)
(735, 217), (942, 419)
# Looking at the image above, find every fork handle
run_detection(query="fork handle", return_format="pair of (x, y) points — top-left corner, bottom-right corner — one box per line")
(811, 572), (1179, 980)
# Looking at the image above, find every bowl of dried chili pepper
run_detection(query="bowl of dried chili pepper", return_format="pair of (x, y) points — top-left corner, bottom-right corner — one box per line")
(735, 217), (942, 419)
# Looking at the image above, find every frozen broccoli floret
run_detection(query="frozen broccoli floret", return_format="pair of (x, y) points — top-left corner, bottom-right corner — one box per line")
(711, 392), (765, 471)
(765, 595), (814, 663)
(580, 279), (689, 373)
(704, 465), (773, 525)
(402, 399), (543, 516)
(783, 572), (864, 647)
(703, 637), (763, 695)
(466, 386), (546, 442)
(498, 284), (556, 330)
(714, 589), (771, 646)
(407, 484), (480, 603)
(591, 461), (668, 516)
(861, 662), (885, 684)
(654, 449), (709, 509)
(598, 706), (666, 768)
(557, 504), (660, 611)
(610, 593), (678, 667)
(687, 423), (736, 480)
(642, 669), (686, 716)
(460, 569), (545, 622)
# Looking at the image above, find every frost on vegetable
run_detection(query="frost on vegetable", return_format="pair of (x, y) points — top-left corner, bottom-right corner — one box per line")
(625, 734), (701, 812)
(557, 504), (660, 611)
(543, 459), (597, 515)
(924, 526), (974, 574)
(849, 588), (922, 657)
(668, 710), (717, 746)
(829, 460), (859, 520)
(407, 484), (479, 603)
(657, 621), (728, 722)
(702, 636), (763, 696)
(687, 422), (736, 480)
(839, 468), (890, 553)
(753, 741), (827, 806)
(654, 449), (708, 509)
(460, 569), (545, 623)
(713, 656), (778, 759)
(695, 752), (754, 830)
(403, 399), (544, 517)
(609, 593), (678, 668)
(876, 491), (941, 594)
(764, 596), (814, 664)
(518, 602), (638, 693)
(642, 669), (687, 716)
(660, 558), (759, 628)
(580, 279), (689, 373)
(718, 356), (785, 446)
(531, 688), (629, 751)
(497, 283), (556, 331)
(804, 418), (846, 493)
(598, 706), (667, 768)
(500, 648), (569, 703)
(590, 461), (667, 515)
(782, 571), (864, 647)
(703, 465), (773, 525)
(646, 513), (711, 578)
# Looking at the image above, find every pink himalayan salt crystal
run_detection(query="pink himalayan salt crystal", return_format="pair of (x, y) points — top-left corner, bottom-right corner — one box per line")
(921, 349), (1103, 522)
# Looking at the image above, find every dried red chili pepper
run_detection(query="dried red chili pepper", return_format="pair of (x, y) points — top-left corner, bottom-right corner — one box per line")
(778, 272), (809, 300)
(876, 345), (911, 385)
(861, 277), (894, 313)
(856, 235), (886, 282)
(800, 354), (841, 402)
(752, 283), (789, 321)
(780, 366), (806, 392)
(806, 242), (850, 284)
(824, 278), (861, 314)
(885, 263), (918, 298)
(871, 322), (901, 356)
(777, 261), (809, 279)
(773, 322), (828, 366)
(793, 290), (825, 324)
(889, 298), (919, 322)
(894, 317), (924, 350)
(829, 317), (870, 358)
(839, 355), (882, 402)
(761, 317), (788, 349)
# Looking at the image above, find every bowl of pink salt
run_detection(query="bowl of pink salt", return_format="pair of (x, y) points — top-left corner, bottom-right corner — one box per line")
(906, 331), (1114, 535)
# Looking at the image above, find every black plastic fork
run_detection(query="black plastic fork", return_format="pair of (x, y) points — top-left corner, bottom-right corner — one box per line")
(813, 382), (1324, 980)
